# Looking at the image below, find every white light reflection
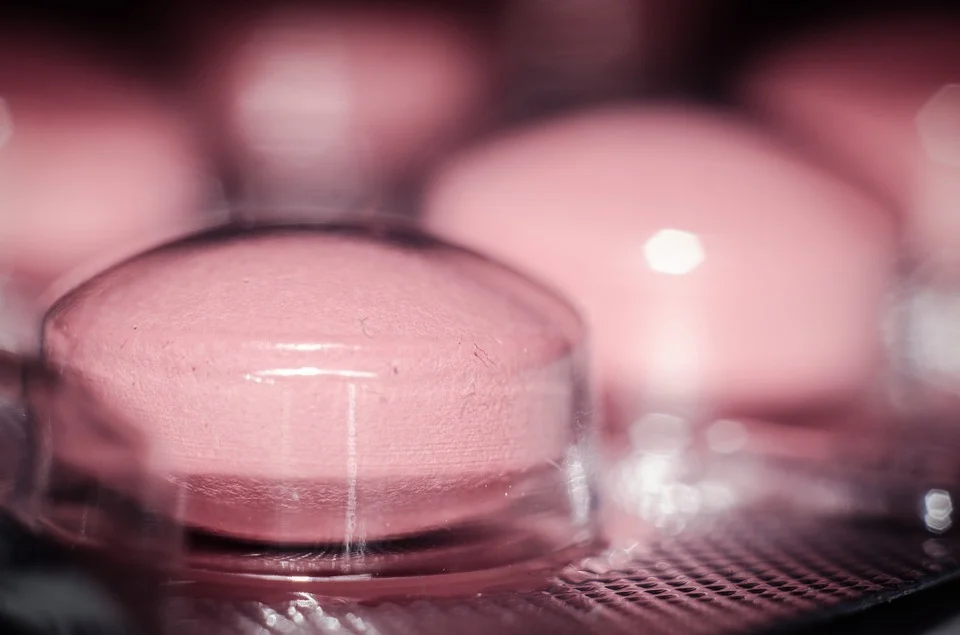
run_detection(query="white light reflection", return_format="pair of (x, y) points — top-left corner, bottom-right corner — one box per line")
(632, 455), (675, 494)
(272, 342), (359, 352)
(610, 451), (689, 532)
(345, 612), (377, 634)
(611, 412), (749, 532)
(903, 289), (960, 383)
(292, 593), (320, 610)
(642, 229), (704, 276)
(614, 413), (694, 530)
(905, 83), (960, 397)
(639, 226), (705, 400)
(244, 367), (377, 384)
(564, 446), (593, 525)
(317, 615), (343, 631)
(924, 489), (953, 534)
(262, 608), (279, 628)
(344, 383), (359, 558)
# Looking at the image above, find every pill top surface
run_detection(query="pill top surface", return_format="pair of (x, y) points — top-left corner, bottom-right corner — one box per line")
(43, 225), (583, 483)
(426, 106), (897, 416)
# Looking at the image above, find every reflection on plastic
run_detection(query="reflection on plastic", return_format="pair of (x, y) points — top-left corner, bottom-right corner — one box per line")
(924, 490), (953, 534)
(0, 349), (169, 569)
(31, 222), (600, 598)
(603, 390), (960, 550)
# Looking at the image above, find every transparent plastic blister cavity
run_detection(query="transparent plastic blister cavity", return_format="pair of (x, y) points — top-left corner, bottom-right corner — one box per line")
(23, 220), (600, 598)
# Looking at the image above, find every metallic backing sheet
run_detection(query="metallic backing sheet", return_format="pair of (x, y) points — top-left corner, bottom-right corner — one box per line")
(160, 510), (960, 635)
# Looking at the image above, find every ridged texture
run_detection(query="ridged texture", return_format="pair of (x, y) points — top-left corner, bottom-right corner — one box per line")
(162, 511), (960, 635)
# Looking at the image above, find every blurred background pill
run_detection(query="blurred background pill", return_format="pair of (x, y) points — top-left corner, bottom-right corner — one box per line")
(0, 28), (211, 319)
(425, 106), (897, 430)
(500, 0), (720, 114)
(737, 13), (960, 221)
(189, 1), (497, 216)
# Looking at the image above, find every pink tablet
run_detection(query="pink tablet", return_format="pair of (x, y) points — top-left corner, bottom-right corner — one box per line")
(501, 0), (715, 105)
(194, 5), (494, 212)
(35, 223), (596, 589)
(738, 14), (960, 221)
(0, 32), (210, 298)
(741, 19), (960, 420)
(425, 106), (897, 426)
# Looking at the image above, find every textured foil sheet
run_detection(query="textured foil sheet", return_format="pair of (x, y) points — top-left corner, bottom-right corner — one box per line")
(156, 510), (959, 635)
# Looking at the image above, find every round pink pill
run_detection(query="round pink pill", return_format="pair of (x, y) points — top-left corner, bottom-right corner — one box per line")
(425, 106), (897, 426)
(0, 32), (209, 293)
(194, 5), (495, 208)
(501, 0), (715, 104)
(738, 15), (960, 218)
(40, 225), (585, 544)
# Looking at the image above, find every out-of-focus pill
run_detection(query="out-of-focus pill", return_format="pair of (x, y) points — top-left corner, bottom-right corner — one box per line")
(425, 106), (897, 426)
(0, 31), (210, 301)
(192, 4), (495, 212)
(738, 15), (960, 219)
(501, 0), (716, 110)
